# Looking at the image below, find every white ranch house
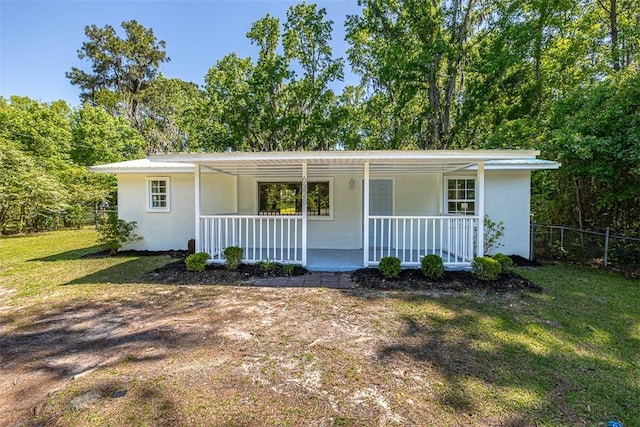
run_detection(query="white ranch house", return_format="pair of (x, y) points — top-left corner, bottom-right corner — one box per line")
(91, 150), (559, 271)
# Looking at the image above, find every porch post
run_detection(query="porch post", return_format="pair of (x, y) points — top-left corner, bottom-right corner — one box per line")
(301, 162), (308, 267)
(363, 162), (370, 267)
(194, 163), (201, 253)
(476, 160), (485, 257)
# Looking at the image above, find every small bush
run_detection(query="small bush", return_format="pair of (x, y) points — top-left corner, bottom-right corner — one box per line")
(65, 204), (86, 229)
(258, 258), (276, 273)
(379, 256), (402, 279)
(96, 212), (142, 255)
(421, 254), (444, 279)
(186, 252), (210, 272)
(484, 215), (505, 255)
(281, 263), (295, 277)
(223, 246), (243, 270)
(492, 253), (513, 273)
(472, 256), (502, 281)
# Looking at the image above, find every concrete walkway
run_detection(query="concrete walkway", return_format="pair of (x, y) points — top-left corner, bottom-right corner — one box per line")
(242, 272), (354, 289)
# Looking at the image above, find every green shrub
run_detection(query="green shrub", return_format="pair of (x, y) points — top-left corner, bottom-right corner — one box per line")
(484, 215), (505, 254)
(65, 204), (86, 229)
(472, 256), (502, 281)
(96, 211), (142, 255)
(186, 252), (210, 272)
(421, 254), (444, 279)
(258, 258), (276, 273)
(379, 256), (402, 279)
(281, 263), (295, 277)
(223, 246), (243, 270)
(492, 253), (513, 273)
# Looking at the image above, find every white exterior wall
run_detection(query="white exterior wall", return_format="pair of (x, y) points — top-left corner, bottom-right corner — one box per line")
(393, 174), (441, 216)
(484, 170), (531, 257)
(116, 169), (532, 256)
(201, 173), (237, 215)
(116, 172), (237, 250)
(117, 174), (195, 250)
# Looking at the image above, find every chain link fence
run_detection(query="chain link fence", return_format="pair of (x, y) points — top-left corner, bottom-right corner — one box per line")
(531, 223), (640, 275)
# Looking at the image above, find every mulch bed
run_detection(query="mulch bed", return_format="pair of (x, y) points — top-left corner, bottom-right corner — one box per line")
(86, 249), (543, 291)
(149, 260), (309, 285)
(509, 254), (541, 267)
(351, 254), (543, 292)
(350, 268), (542, 292)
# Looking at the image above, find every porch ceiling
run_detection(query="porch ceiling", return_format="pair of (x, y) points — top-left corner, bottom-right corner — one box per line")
(150, 150), (545, 177)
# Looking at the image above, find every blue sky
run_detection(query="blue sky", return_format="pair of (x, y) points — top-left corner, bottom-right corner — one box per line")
(0, 0), (361, 106)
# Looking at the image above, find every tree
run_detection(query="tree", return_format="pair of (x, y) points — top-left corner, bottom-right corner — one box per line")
(0, 97), (122, 234)
(70, 104), (145, 166)
(198, 4), (344, 152)
(283, 3), (344, 150)
(0, 139), (67, 233)
(139, 75), (203, 152)
(0, 96), (71, 163)
(346, 0), (482, 149)
(199, 53), (255, 152)
(543, 71), (640, 229)
(66, 20), (170, 132)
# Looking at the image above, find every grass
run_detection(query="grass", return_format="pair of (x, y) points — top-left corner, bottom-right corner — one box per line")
(0, 229), (638, 426)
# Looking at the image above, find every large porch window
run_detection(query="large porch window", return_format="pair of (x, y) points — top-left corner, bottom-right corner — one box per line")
(258, 181), (330, 216)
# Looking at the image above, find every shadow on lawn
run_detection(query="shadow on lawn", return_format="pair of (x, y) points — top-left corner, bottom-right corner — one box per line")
(375, 289), (639, 425)
(65, 257), (173, 285)
(30, 245), (104, 262)
(0, 290), (234, 424)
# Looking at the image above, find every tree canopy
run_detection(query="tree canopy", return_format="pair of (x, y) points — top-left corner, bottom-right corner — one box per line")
(1, 1), (638, 234)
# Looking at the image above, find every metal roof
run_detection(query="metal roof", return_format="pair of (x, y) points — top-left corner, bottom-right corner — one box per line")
(90, 159), (194, 174)
(91, 150), (560, 176)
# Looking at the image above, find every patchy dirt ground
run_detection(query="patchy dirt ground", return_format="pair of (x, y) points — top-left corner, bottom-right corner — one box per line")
(0, 283), (545, 426)
(0, 286), (403, 426)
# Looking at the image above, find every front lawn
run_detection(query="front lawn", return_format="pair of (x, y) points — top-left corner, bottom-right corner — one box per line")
(0, 229), (638, 426)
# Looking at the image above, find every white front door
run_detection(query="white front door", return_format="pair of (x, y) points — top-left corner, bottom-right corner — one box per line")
(368, 179), (393, 247)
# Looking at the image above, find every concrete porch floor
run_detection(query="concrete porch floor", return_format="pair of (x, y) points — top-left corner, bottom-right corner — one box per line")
(228, 248), (468, 272)
(307, 249), (364, 272)
(306, 249), (468, 272)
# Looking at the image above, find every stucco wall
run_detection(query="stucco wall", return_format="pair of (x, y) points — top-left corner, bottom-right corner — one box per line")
(116, 169), (531, 256)
(201, 173), (237, 215)
(484, 170), (531, 257)
(117, 174), (195, 251)
(117, 172), (237, 250)
(394, 174), (442, 216)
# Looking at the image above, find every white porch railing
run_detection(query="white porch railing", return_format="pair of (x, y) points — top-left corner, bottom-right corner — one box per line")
(368, 216), (478, 266)
(200, 215), (303, 264)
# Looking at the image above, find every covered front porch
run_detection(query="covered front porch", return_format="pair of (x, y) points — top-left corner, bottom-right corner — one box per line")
(198, 214), (478, 270)
(146, 150), (533, 270)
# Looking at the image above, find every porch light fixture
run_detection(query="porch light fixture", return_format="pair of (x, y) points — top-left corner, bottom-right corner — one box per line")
(349, 177), (355, 190)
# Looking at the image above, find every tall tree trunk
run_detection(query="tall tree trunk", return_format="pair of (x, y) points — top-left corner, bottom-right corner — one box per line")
(533, 6), (548, 112)
(609, 0), (620, 71)
(573, 174), (584, 230)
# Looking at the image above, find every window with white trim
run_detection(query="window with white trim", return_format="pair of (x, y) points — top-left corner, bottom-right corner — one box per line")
(147, 177), (170, 212)
(258, 181), (331, 217)
(446, 178), (475, 215)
